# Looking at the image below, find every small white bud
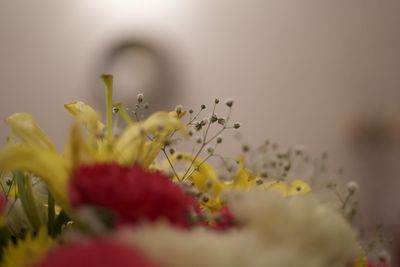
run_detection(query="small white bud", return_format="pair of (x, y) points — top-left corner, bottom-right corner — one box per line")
(346, 181), (359, 194)
(137, 93), (144, 103)
(175, 105), (183, 114)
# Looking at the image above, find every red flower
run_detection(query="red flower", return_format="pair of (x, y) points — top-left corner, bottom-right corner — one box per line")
(35, 239), (164, 267)
(69, 163), (196, 227)
(212, 206), (236, 230)
(195, 206), (237, 231)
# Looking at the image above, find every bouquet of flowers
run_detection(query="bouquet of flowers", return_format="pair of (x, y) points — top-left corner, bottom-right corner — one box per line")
(0, 75), (392, 267)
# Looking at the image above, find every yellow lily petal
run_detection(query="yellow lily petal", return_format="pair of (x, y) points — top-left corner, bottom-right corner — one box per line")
(263, 180), (288, 196)
(114, 112), (187, 166)
(231, 167), (251, 188)
(6, 113), (56, 151)
(141, 112), (188, 136)
(64, 123), (98, 169)
(231, 159), (257, 189)
(287, 179), (312, 196)
(113, 103), (135, 125)
(64, 101), (104, 136)
(165, 153), (224, 211)
(0, 145), (69, 209)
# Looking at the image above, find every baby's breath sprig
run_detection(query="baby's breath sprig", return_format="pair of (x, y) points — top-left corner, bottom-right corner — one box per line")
(177, 98), (240, 182)
(326, 181), (359, 222)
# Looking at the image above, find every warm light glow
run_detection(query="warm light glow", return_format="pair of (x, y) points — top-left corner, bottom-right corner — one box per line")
(78, 0), (185, 24)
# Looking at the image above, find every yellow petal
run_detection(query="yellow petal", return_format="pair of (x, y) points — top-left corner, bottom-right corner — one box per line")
(0, 145), (69, 209)
(113, 103), (135, 125)
(141, 112), (188, 136)
(2, 227), (56, 267)
(113, 124), (144, 165)
(287, 179), (312, 196)
(6, 113), (56, 151)
(231, 159), (256, 189)
(64, 123), (97, 169)
(263, 180), (288, 196)
(114, 112), (188, 166)
(231, 167), (251, 189)
(64, 101), (104, 136)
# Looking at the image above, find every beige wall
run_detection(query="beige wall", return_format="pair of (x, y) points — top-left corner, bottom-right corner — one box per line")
(1, 0), (400, 242)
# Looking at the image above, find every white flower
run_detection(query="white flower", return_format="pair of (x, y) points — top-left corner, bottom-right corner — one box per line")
(117, 190), (359, 267)
(346, 181), (359, 194)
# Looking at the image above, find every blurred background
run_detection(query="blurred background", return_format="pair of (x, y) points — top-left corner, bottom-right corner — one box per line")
(1, 0), (400, 260)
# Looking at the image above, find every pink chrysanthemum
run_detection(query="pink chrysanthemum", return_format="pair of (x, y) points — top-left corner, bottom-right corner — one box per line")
(35, 240), (164, 267)
(69, 163), (196, 227)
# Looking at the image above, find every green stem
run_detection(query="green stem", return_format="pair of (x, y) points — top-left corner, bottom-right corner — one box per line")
(16, 172), (41, 231)
(102, 74), (114, 139)
(115, 103), (135, 125)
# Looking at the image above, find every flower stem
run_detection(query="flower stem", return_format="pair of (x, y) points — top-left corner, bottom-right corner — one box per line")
(15, 172), (41, 231)
(102, 74), (114, 139)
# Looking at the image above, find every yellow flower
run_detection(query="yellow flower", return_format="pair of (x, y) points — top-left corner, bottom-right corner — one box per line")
(159, 153), (226, 211)
(161, 153), (312, 211)
(0, 75), (187, 212)
(1, 228), (56, 267)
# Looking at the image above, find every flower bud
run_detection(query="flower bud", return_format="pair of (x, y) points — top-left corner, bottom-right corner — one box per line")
(225, 98), (234, 107)
(346, 181), (359, 194)
(137, 93), (144, 103)
(175, 105), (183, 115)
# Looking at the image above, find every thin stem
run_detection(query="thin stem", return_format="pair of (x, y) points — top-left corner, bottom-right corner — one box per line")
(187, 109), (203, 125)
(181, 145), (205, 181)
(184, 154), (213, 180)
(202, 103), (217, 143)
(181, 106), (231, 181)
(102, 74), (114, 139)
(161, 149), (181, 181)
(115, 103), (135, 125)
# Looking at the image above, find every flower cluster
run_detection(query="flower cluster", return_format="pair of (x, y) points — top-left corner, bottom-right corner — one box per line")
(0, 74), (393, 267)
